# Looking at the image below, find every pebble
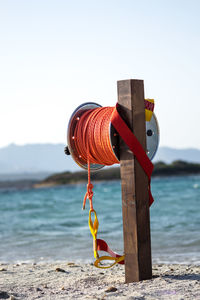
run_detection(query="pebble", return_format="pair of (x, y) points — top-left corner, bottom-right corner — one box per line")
(67, 262), (75, 266)
(55, 267), (66, 273)
(0, 267), (7, 271)
(105, 286), (118, 293)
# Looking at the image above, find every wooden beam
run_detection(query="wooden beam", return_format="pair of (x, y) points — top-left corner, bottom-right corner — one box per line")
(117, 79), (152, 283)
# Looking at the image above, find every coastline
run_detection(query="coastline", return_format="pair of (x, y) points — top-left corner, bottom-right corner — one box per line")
(34, 162), (200, 189)
(0, 262), (199, 299)
(34, 173), (200, 189)
(1, 162), (200, 190)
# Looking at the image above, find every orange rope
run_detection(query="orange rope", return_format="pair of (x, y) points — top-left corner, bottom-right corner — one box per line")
(74, 107), (118, 166)
(73, 106), (118, 209)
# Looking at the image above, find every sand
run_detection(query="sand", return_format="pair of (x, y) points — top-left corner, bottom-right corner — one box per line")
(0, 262), (199, 299)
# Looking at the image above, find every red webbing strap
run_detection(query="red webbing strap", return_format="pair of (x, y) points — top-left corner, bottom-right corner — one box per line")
(96, 239), (124, 264)
(111, 103), (154, 206)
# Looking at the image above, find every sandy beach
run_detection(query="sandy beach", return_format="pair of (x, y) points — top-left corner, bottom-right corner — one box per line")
(0, 262), (199, 299)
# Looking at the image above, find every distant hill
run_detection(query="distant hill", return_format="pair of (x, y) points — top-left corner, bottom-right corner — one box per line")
(154, 147), (200, 164)
(0, 143), (79, 175)
(0, 143), (200, 178)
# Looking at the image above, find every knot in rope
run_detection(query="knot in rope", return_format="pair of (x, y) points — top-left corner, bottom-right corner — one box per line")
(83, 183), (94, 210)
(87, 183), (94, 199)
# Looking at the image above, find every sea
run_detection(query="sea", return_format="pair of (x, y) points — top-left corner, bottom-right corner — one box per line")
(0, 175), (199, 265)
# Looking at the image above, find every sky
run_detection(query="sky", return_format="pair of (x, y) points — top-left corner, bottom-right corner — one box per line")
(0, 0), (200, 149)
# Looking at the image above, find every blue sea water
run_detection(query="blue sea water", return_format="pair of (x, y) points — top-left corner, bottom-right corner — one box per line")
(0, 175), (199, 265)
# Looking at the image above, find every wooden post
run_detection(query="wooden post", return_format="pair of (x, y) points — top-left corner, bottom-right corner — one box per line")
(118, 79), (152, 283)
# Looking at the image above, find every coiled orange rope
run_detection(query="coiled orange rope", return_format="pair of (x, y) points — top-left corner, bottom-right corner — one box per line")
(74, 107), (118, 167)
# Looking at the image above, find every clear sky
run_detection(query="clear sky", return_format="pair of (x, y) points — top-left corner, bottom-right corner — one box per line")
(0, 0), (199, 149)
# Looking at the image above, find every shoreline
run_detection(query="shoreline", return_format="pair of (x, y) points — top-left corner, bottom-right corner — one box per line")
(0, 172), (199, 190)
(0, 262), (199, 299)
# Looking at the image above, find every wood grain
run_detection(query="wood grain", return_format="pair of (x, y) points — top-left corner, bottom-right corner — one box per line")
(118, 79), (152, 283)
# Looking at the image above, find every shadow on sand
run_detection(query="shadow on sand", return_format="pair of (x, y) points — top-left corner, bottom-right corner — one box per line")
(163, 273), (200, 281)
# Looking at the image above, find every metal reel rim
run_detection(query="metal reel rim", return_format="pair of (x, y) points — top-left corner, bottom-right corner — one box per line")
(67, 102), (105, 171)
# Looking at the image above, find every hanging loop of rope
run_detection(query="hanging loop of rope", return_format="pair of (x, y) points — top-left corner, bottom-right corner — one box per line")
(82, 153), (94, 210)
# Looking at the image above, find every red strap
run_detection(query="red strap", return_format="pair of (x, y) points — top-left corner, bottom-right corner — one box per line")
(111, 103), (154, 206)
(96, 239), (124, 264)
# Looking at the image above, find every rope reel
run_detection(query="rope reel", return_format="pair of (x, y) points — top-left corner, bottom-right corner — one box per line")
(65, 99), (159, 268)
(67, 101), (159, 169)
